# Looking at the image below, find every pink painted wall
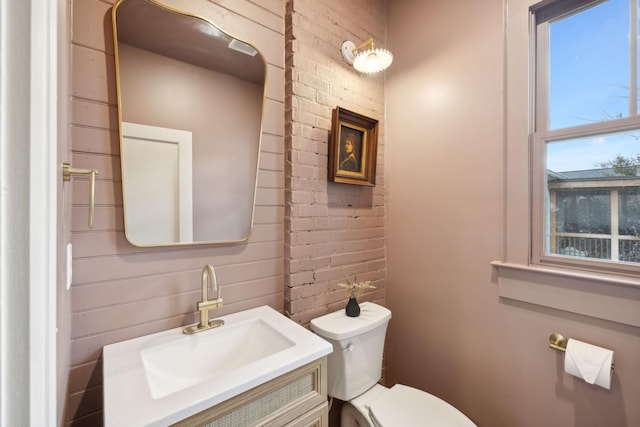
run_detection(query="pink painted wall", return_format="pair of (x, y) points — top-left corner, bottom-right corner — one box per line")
(66, 0), (284, 424)
(385, 1), (640, 426)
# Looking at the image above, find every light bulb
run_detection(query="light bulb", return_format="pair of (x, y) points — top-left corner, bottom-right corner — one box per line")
(366, 53), (379, 72)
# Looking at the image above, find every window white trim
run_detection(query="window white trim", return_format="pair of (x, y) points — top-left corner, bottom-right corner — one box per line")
(495, 0), (640, 328)
(531, 0), (640, 274)
(492, 261), (640, 326)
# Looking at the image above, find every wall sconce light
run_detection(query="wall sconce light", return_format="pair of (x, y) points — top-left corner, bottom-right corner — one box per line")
(341, 39), (393, 74)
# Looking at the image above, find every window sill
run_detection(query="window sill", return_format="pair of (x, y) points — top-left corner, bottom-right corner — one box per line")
(491, 261), (640, 328)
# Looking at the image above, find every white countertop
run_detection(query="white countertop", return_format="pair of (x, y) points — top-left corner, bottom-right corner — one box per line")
(103, 305), (332, 427)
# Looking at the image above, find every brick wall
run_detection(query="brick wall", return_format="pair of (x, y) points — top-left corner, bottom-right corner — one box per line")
(284, 0), (387, 325)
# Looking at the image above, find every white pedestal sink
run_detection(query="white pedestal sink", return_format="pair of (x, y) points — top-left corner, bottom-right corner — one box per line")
(103, 305), (332, 427)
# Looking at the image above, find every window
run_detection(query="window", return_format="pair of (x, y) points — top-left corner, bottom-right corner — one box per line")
(532, 0), (640, 274)
(494, 0), (640, 328)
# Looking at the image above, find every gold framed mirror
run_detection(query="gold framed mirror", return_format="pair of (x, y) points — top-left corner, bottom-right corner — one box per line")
(112, 0), (267, 246)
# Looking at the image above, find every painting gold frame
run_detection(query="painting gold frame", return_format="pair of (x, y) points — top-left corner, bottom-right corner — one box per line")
(328, 107), (378, 186)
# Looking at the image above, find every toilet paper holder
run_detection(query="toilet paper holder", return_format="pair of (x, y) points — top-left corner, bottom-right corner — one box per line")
(548, 333), (614, 370)
(548, 332), (569, 352)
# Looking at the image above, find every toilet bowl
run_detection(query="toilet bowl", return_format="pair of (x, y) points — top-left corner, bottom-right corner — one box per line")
(310, 302), (476, 427)
(342, 383), (476, 427)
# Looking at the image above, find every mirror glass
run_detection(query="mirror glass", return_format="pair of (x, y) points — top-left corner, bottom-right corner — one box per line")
(113, 0), (266, 246)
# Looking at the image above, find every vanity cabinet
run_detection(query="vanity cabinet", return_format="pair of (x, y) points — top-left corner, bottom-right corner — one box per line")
(173, 357), (328, 427)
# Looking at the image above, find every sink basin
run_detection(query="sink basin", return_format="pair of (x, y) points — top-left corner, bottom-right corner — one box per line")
(103, 305), (332, 427)
(141, 318), (294, 399)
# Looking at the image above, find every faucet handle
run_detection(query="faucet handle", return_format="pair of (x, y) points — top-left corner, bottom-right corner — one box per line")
(197, 297), (223, 311)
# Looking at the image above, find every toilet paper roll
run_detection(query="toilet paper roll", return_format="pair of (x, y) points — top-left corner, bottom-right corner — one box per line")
(564, 338), (614, 390)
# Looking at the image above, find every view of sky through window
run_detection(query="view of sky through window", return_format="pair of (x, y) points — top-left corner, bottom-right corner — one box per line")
(546, 0), (640, 172)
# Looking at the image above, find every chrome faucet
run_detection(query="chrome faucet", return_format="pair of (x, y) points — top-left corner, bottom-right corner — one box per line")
(183, 264), (224, 334)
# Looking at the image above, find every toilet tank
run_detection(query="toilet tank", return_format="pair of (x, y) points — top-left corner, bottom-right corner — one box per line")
(310, 302), (391, 401)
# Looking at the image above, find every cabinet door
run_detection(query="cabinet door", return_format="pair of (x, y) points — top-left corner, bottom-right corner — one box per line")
(173, 358), (327, 427)
(284, 402), (328, 427)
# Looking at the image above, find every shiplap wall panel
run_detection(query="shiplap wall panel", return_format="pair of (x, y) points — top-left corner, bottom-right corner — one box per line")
(70, 127), (118, 154)
(261, 133), (285, 154)
(72, 0), (114, 53)
(72, 241), (283, 283)
(68, 363), (101, 406)
(72, 293), (205, 338)
(263, 98), (286, 134)
(255, 206), (285, 223)
(71, 206), (122, 232)
(71, 276), (285, 340)
(258, 169), (285, 188)
(67, 386), (102, 422)
(260, 150), (285, 171)
(255, 188), (285, 206)
(71, 180), (120, 207)
(71, 100), (117, 130)
(67, 0), (285, 424)
(71, 45), (116, 101)
(265, 64), (286, 101)
(251, 0), (283, 16)
(72, 272), (199, 312)
(71, 224), (283, 257)
(70, 153), (119, 180)
(72, 274), (284, 314)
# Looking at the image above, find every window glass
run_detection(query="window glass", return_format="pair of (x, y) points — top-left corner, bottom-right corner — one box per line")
(549, 0), (630, 129)
(537, 0), (640, 269)
(545, 132), (640, 264)
(554, 190), (611, 235)
(552, 189), (611, 259)
(545, 131), (640, 173)
(619, 187), (640, 236)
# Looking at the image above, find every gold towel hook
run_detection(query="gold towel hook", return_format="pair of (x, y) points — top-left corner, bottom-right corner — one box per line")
(63, 162), (99, 229)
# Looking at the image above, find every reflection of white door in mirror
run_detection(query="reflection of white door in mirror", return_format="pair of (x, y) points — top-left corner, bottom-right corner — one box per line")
(122, 122), (193, 245)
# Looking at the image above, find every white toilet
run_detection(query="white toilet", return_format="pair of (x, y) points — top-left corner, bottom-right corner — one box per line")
(310, 302), (476, 426)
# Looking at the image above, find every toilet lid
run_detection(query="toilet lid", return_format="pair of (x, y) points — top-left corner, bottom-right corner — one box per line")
(368, 384), (476, 427)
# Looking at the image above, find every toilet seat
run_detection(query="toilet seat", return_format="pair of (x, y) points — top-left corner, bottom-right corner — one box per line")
(368, 384), (476, 427)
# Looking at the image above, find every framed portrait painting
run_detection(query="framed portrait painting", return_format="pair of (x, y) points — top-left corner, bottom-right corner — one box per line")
(328, 107), (379, 186)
